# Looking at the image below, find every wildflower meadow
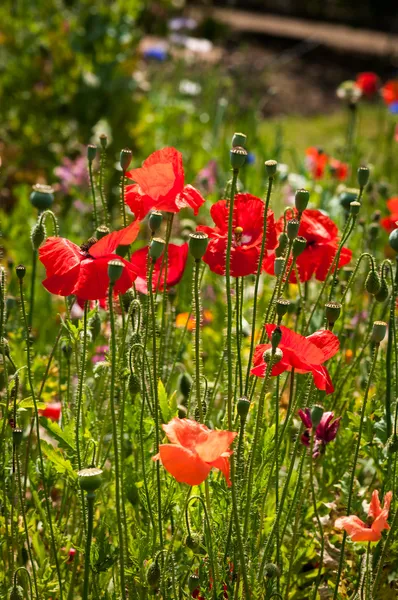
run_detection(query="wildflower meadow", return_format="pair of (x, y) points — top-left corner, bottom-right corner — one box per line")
(1, 5), (398, 600)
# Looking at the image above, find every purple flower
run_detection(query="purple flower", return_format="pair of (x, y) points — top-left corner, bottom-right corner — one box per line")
(54, 155), (89, 195)
(298, 408), (341, 457)
(316, 412), (341, 443)
(196, 160), (217, 194)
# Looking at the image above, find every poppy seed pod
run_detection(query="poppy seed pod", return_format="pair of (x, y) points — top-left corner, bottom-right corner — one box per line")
(61, 339), (72, 359)
(30, 184), (54, 211)
(78, 467), (103, 492)
(375, 277), (389, 303)
(232, 132), (247, 148)
(325, 302), (342, 324)
(189, 232), (209, 260)
(9, 586), (24, 600)
(230, 146), (248, 169)
(274, 257), (285, 276)
(108, 259), (125, 285)
(287, 219), (300, 241)
(87, 144), (97, 163)
(389, 228), (398, 252)
(292, 236), (307, 259)
(12, 429), (23, 446)
(120, 147), (132, 172)
(276, 298), (290, 319)
(357, 166), (370, 188)
(237, 396), (250, 419)
(350, 201), (361, 216)
(264, 159), (278, 178)
(371, 321), (387, 344)
(339, 188), (359, 211)
(311, 405), (324, 428)
(149, 237), (165, 261)
(146, 561), (161, 589)
(365, 269), (381, 295)
(15, 264), (26, 280)
(295, 189), (310, 213)
(263, 347), (283, 366)
(188, 574), (200, 593)
(99, 133), (107, 149)
(31, 222), (46, 250)
(149, 211), (163, 233)
(96, 225), (110, 239)
(178, 372), (192, 398)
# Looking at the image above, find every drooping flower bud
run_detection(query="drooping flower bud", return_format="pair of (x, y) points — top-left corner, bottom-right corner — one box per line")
(371, 321), (387, 344)
(146, 561), (161, 589)
(365, 269), (381, 295)
(120, 147), (132, 172)
(189, 232), (209, 261)
(178, 372), (192, 398)
(9, 586), (24, 600)
(31, 222), (46, 250)
(30, 184), (54, 212)
(128, 372), (140, 398)
(108, 259), (125, 285)
(78, 467), (103, 492)
(149, 211), (163, 234)
(264, 159), (277, 178)
(375, 277), (389, 303)
(149, 238), (165, 261)
(295, 189), (309, 213)
(61, 339), (73, 360)
(230, 146), (247, 169)
(185, 532), (204, 553)
(15, 264), (26, 281)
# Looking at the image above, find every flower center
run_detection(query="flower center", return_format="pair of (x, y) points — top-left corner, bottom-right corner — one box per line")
(234, 226), (252, 246)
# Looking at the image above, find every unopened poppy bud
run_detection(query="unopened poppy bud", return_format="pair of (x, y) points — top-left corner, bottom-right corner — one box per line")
(274, 257), (285, 276)
(12, 429), (23, 446)
(149, 238), (165, 261)
(232, 132), (247, 148)
(368, 223), (379, 240)
(389, 228), (398, 252)
(325, 302), (341, 324)
(108, 259), (124, 285)
(149, 211), (163, 233)
(311, 405), (324, 428)
(99, 133), (107, 149)
(185, 533), (203, 553)
(61, 339), (73, 359)
(264, 159), (277, 178)
(128, 372), (140, 397)
(178, 372), (192, 398)
(1, 337), (10, 357)
(371, 321), (387, 344)
(120, 147), (132, 172)
(292, 236), (306, 258)
(350, 201), (361, 216)
(88, 311), (101, 341)
(9, 586), (24, 600)
(357, 166), (369, 188)
(263, 563), (280, 578)
(295, 189), (310, 213)
(230, 146), (247, 169)
(188, 574), (200, 593)
(237, 396), (250, 419)
(276, 298), (290, 319)
(189, 232), (209, 261)
(96, 225), (110, 239)
(31, 222), (46, 249)
(146, 561), (161, 589)
(78, 467), (103, 492)
(15, 264), (26, 280)
(339, 188), (359, 211)
(87, 144), (97, 163)
(287, 219), (300, 241)
(271, 326), (282, 352)
(372, 210), (381, 223)
(365, 270), (381, 295)
(30, 184), (54, 211)
(375, 277), (389, 303)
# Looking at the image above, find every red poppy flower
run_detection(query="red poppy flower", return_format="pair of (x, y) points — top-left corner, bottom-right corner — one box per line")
(381, 197), (398, 233)
(381, 80), (398, 106)
(305, 147), (329, 179)
(251, 324), (339, 394)
(329, 158), (349, 181)
(153, 418), (237, 486)
(355, 72), (380, 97)
(39, 221), (139, 301)
(39, 402), (62, 421)
(263, 209), (352, 283)
(130, 242), (189, 294)
(196, 193), (277, 277)
(335, 490), (392, 542)
(125, 147), (205, 220)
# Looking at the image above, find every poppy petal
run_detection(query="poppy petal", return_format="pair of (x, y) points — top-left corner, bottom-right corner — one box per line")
(210, 453), (233, 487)
(310, 364), (335, 394)
(306, 329), (340, 362)
(158, 444), (211, 486)
(368, 490), (382, 519)
(162, 418), (209, 449)
(42, 265), (81, 297)
(176, 185), (206, 215)
(39, 237), (82, 277)
(195, 430), (237, 463)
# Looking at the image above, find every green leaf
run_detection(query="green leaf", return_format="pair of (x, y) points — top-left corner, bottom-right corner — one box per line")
(41, 440), (77, 480)
(39, 418), (76, 452)
(18, 397), (46, 410)
(158, 380), (169, 422)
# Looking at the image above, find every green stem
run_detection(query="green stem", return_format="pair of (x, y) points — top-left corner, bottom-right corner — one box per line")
(82, 492), (95, 600)
(309, 438), (324, 600)
(88, 160), (98, 228)
(28, 249), (37, 329)
(194, 259), (204, 422)
(76, 302), (88, 471)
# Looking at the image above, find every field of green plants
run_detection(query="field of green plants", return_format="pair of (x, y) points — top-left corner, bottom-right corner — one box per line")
(1, 3), (398, 600)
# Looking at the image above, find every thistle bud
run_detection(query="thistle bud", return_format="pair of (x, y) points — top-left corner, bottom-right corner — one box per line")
(78, 467), (103, 492)
(30, 184), (54, 212)
(149, 238), (165, 261)
(264, 159), (277, 178)
(15, 264), (26, 280)
(99, 134), (108, 149)
(375, 277), (389, 303)
(108, 259), (124, 285)
(178, 372), (192, 398)
(230, 146), (247, 169)
(350, 201), (361, 216)
(295, 189), (310, 213)
(31, 222), (46, 250)
(146, 561), (161, 589)
(311, 405), (324, 428)
(188, 574), (200, 593)
(149, 211), (163, 233)
(371, 321), (387, 344)
(287, 219), (300, 241)
(237, 396), (250, 419)
(189, 232), (209, 261)
(389, 228), (398, 252)
(96, 225), (110, 239)
(120, 147), (132, 172)
(276, 298), (290, 319)
(325, 302), (341, 325)
(292, 236), (306, 258)
(274, 257), (285, 276)
(12, 429), (23, 446)
(87, 144), (97, 163)
(365, 270), (381, 295)
(232, 132), (247, 148)
(357, 166), (369, 189)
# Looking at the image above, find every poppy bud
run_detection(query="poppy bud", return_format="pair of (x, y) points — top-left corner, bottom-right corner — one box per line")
(149, 237), (165, 261)
(276, 298), (290, 319)
(311, 405), (324, 428)
(89, 311), (101, 341)
(78, 467), (103, 492)
(375, 277), (389, 303)
(287, 219), (300, 241)
(263, 347), (283, 366)
(263, 563), (280, 578)
(274, 257), (285, 276)
(128, 372), (140, 398)
(350, 201), (361, 216)
(15, 264), (26, 280)
(108, 259), (124, 285)
(31, 222), (46, 250)
(264, 159), (277, 178)
(325, 302), (341, 324)
(61, 339), (73, 359)
(292, 236), (306, 258)
(87, 144), (97, 163)
(237, 396), (250, 419)
(357, 166), (369, 189)
(339, 188), (359, 211)
(96, 225), (110, 239)
(271, 326), (282, 352)
(149, 211), (163, 233)
(189, 232), (209, 261)
(372, 210), (381, 223)
(12, 429), (23, 446)
(365, 270), (381, 295)
(188, 574), (200, 593)
(185, 533), (204, 553)
(277, 232), (288, 253)
(389, 228), (398, 252)
(120, 147), (132, 172)
(368, 223), (379, 240)
(371, 321), (387, 344)
(232, 132), (247, 148)
(1, 337), (10, 357)
(178, 372), (192, 398)
(30, 184), (54, 212)
(230, 146), (247, 170)
(99, 133), (108, 149)
(9, 586), (24, 600)
(295, 189), (310, 213)
(178, 404), (188, 418)
(146, 561), (161, 589)
(386, 434), (398, 454)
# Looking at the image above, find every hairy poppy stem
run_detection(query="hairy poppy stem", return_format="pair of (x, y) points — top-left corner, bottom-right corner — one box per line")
(386, 257), (398, 440)
(76, 301), (88, 471)
(82, 492), (95, 600)
(98, 145), (109, 227)
(193, 259), (204, 422)
(28, 249), (37, 329)
(309, 437), (324, 600)
(158, 213), (174, 376)
(88, 160), (98, 229)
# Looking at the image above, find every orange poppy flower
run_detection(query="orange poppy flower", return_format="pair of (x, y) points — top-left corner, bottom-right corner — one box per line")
(153, 418), (237, 486)
(335, 490), (392, 542)
(175, 310), (213, 331)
